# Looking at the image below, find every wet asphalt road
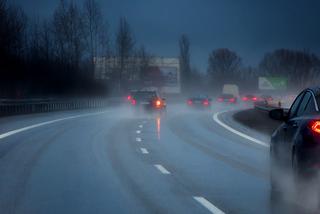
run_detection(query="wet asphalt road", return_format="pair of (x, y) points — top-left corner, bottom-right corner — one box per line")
(0, 104), (314, 214)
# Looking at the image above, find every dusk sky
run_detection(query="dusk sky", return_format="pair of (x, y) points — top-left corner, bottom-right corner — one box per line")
(11, 0), (320, 71)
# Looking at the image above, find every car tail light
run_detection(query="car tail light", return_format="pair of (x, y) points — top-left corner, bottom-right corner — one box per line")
(310, 121), (320, 134)
(229, 98), (235, 103)
(127, 95), (132, 101)
(242, 97), (248, 101)
(217, 98), (223, 102)
(154, 99), (162, 108)
(203, 100), (209, 106)
(252, 97), (257, 101)
(187, 99), (193, 105)
(131, 99), (136, 105)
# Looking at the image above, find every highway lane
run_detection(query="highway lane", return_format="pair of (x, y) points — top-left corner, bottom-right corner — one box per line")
(0, 104), (312, 213)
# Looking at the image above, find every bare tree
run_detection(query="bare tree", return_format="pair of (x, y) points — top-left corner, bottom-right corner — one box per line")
(136, 46), (152, 81)
(53, 0), (85, 69)
(179, 34), (191, 94)
(83, 0), (109, 77)
(259, 49), (320, 90)
(116, 17), (135, 91)
(207, 48), (242, 90)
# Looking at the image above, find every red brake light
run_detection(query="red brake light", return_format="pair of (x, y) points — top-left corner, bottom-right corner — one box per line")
(310, 121), (320, 134)
(242, 97), (248, 101)
(127, 95), (132, 101)
(203, 100), (209, 106)
(156, 100), (161, 107)
(187, 100), (193, 105)
(229, 98), (235, 102)
(131, 99), (136, 105)
(252, 97), (257, 101)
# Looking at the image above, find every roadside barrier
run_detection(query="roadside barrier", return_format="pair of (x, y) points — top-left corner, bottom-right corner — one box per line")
(0, 98), (118, 117)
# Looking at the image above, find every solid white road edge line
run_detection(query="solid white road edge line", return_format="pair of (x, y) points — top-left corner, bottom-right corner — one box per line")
(136, 137), (142, 142)
(154, 164), (170, 174)
(213, 111), (269, 148)
(0, 111), (108, 140)
(140, 148), (149, 154)
(193, 196), (225, 214)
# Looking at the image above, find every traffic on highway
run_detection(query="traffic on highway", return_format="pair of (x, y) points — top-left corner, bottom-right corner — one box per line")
(1, 0), (320, 213)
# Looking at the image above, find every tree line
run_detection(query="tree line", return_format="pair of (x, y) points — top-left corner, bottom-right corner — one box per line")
(1, 0), (319, 98)
(179, 35), (320, 94)
(0, 0), (144, 98)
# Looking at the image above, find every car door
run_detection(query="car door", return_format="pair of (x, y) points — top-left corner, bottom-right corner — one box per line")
(283, 91), (312, 164)
(276, 92), (305, 165)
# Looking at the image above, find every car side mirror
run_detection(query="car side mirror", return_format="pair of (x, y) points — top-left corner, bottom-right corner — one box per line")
(269, 108), (287, 121)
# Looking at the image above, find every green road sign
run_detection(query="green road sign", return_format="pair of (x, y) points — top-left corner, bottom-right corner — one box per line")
(259, 77), (287, 90)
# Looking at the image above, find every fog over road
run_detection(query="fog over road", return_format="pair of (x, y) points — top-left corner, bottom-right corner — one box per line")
(0, 104), (311, 214)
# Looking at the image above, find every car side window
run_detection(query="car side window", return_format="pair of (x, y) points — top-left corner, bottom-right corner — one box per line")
(303, 94), (317, 115)
(296, 92), (311, 117)
(288, 92), (304, 119)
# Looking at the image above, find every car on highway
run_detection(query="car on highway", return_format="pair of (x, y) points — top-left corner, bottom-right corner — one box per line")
(129, 90), (166, 113)
(269, 87), (320, 194)
(187, 95), (211, 109)
(241, 94), (258, 102)
(216, 94), (237, 104)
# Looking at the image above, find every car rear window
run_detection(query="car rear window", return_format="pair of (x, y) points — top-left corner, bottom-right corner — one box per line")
(132, 91), (157, 100)
(220, 94), (233, 99)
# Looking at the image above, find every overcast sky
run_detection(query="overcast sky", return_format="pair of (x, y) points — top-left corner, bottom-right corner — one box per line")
(11, 0), (320, 71)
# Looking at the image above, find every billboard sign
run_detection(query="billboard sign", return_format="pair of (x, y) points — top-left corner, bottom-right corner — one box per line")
(259, 77), (287, 90)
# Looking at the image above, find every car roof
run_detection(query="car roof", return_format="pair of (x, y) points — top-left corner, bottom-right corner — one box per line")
(308, 87), (320, 97)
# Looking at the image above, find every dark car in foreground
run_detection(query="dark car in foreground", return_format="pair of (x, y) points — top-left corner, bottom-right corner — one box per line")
(129, 90), (166, 113)
(270, 87), (320, 195)
(217, 94), (237, 104)
(187, 95), (211, 109)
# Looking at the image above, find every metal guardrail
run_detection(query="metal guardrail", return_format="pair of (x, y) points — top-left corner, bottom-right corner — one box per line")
(0, 98), (117, 117)
(254, 101), (281, 112)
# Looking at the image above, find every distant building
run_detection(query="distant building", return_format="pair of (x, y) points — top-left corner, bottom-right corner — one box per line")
(94, 57), (180, 93)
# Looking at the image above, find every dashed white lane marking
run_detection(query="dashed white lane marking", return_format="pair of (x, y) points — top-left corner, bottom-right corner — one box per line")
(213, 111), (269, 148)
(193, 197), (225, 214)
(140, 148), (149, 154)
(136, 137), (142, 142)
(0, 111), (108, 140)
(136, 130), (141, 134)
(138, 125), (143, 128)
(154, 164), (170, 174)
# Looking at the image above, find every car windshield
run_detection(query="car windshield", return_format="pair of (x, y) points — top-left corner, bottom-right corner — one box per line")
(1, 0), (320, 213)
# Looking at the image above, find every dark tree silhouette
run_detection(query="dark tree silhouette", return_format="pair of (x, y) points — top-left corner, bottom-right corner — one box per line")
(115, 17), (135, 91)
(179, 34), (191, 94)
